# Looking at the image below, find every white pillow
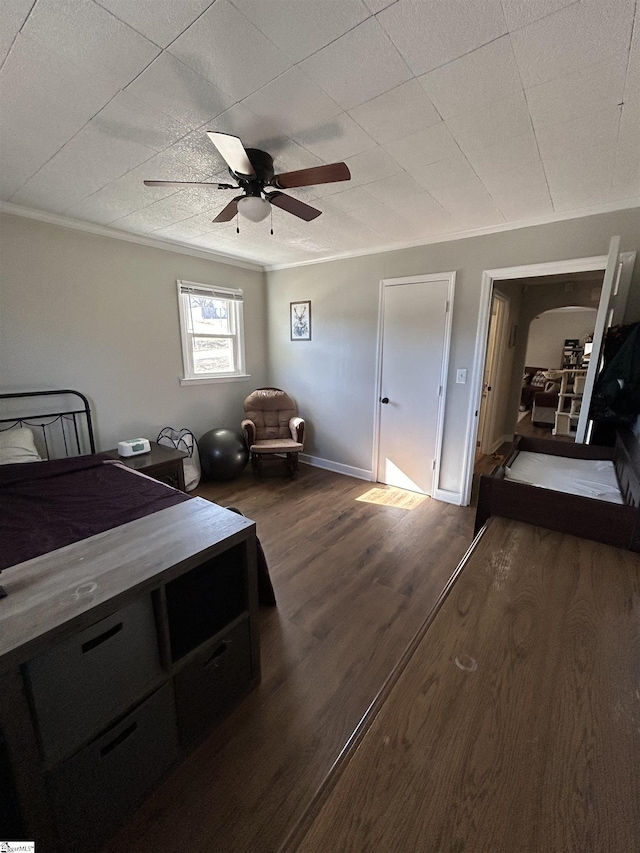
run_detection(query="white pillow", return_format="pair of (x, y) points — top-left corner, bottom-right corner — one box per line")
(0, 426), (42, 464)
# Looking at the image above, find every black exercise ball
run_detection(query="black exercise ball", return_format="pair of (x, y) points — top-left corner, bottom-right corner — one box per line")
(199, 428), (249, 481)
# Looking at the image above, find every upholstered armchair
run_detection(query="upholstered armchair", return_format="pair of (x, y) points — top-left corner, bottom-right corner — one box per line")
(241, 388), (305, 477)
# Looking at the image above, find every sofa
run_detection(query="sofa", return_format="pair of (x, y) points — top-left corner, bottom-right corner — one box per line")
(521, 367), (561, 426)
(520, 366), (548, 411)
(531, 384), (560, 425)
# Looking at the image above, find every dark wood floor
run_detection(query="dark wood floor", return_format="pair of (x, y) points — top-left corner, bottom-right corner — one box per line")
(516, 410), (574, 442)
(286, 518), (640, 853)
(106, 465), (476, 853)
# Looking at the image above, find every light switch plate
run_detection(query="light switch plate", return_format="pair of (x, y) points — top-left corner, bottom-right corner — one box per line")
(456, 369), (467, 384)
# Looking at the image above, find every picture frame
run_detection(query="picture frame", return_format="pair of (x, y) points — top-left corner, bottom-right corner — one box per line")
(290, 300), (311, 341)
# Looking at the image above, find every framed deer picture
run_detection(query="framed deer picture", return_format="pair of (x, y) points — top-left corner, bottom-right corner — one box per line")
(290, 301), (311, 341)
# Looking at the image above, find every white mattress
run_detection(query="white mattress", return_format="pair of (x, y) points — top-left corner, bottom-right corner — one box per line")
(505, 451), (624, 504)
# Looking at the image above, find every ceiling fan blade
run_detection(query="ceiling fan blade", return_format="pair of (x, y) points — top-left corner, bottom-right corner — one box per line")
(144, 180), (237, 189)
(206, 132), (256, 177)
(266, 191), (322, 221)
(212, 195), (244, 223)
(272, 162), (350, 189)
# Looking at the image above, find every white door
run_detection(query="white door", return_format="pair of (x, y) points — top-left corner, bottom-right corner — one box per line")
(575, 238), (636, 442)
(376, 275), (453, 495)
(477, 293), (508, 455)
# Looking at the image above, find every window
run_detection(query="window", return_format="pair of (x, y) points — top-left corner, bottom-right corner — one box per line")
(177, 281), (247, 383)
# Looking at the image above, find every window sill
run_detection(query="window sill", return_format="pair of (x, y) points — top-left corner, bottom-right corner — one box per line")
(180, 374), (251, 386)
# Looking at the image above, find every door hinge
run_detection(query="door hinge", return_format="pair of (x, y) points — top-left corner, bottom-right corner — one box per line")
(438, 385), (443, 396)
(445, 301), (450, 313)
(432, 459), (436, 470)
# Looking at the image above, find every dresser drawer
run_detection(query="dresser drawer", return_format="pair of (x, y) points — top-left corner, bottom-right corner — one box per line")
(47, 682), (178, 853)
(174, 618), (252, 746)
(25, 595), (163, 763)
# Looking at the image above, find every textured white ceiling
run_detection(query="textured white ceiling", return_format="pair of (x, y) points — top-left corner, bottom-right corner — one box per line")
(0, 0), (638, 266)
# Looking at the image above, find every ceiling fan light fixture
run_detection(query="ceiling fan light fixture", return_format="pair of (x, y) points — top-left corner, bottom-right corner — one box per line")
(237, 195), (270, 222)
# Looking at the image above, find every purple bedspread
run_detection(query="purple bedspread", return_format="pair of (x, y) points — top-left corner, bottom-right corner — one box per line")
(0, 454), (189, 570)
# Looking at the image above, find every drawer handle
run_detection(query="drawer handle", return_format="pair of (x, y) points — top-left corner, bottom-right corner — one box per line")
(205, 640), (231, 668)
(100, 722), (137, 757)
(82, 622), (123, 654)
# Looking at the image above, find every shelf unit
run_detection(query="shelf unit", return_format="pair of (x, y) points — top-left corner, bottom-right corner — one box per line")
(0, 499), (260, 852)
(561, 338), (583, 369)
(553, 369), (587, 436)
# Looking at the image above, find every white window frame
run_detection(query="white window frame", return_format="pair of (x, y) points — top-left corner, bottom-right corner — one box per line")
(177, 280), (249, 385)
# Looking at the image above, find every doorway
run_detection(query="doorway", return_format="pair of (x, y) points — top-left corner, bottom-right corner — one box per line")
(476, 291), (509, 459)
(462, 239), (637, 505)
(374, 272), (455, 496)
(516, 305), (597, 441)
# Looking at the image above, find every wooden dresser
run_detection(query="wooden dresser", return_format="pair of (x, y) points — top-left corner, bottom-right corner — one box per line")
(282, 518), (640, 853)
(0, 498), (260, 852)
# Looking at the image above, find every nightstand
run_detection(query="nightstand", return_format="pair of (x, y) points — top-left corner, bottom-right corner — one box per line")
(104, 441), (188, 491)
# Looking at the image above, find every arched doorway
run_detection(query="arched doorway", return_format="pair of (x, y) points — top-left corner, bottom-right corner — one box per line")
(518, 305), (598, 440)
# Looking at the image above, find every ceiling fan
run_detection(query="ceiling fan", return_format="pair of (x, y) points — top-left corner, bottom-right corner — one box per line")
(144, 131), (351, 224)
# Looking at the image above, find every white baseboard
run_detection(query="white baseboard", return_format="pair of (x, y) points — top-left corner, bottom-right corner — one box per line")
(433, 488), (463, 505)
(299, 453), (372, 481)
(300, 455), (463, 503)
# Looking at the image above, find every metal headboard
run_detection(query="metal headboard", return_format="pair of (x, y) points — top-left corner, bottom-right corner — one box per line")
(0, 390), (96, 459)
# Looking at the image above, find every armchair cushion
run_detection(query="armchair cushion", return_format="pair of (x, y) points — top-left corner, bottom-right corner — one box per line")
(244, 388), (299, 442)
(251, 439), (303, 452)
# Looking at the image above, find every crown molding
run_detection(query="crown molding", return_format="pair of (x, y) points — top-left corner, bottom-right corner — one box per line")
(2, 196), (638, 275)
(0, 202), (266, 272)
(263, 197), (640, 271)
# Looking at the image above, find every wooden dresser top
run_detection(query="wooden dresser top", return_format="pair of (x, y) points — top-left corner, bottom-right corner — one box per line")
(0, 498), (254, 668)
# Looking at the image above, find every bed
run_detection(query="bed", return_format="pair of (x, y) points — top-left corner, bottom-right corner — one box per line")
(475, 428), (640, 551)
(0, 390), (263, 851)
(0, 390), (191, 597)
(0, 389), (275, 604)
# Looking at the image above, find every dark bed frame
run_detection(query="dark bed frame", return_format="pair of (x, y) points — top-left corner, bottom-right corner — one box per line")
(0, 390), (96, 597)
(0, 389), (95, 458)
(475, 429), (640, 552)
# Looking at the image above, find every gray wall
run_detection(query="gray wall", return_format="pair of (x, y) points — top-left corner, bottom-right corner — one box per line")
(2, 206), (639, 497)
(0, 213), (268, 450)
(525, 309), (597, 368)
(266, 208), (640, 498)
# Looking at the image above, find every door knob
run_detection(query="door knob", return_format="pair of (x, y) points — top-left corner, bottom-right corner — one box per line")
(380, 397), (389, 404)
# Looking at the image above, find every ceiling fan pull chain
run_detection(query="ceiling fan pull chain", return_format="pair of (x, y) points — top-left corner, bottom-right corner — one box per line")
(270, 205), (273, 236)
(236, 211), (240, 234)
